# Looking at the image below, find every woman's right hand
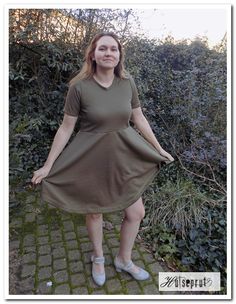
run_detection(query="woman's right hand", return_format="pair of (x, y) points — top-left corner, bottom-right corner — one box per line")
(31, 166), (51, 185)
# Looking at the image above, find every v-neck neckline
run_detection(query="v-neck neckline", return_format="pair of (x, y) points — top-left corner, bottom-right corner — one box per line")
(92, 75), (116, 90)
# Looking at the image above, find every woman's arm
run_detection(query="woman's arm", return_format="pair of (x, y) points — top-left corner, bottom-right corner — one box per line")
(130, 107), (174, 161)
(31, 114), (78, 184)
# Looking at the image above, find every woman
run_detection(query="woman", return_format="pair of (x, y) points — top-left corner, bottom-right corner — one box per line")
(31, 32), (174, 287)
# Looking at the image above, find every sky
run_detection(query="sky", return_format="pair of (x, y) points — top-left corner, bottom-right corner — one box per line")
(134, 7), (228, 48)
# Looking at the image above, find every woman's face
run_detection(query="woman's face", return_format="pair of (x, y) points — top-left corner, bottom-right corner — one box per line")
(93, 36), (120, 71)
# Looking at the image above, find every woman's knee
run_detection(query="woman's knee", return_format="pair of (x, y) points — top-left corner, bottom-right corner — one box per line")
(125, 205), (145, 222)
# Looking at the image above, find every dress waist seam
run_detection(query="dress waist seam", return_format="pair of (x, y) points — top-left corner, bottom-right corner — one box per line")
(78, 126), (131, 134)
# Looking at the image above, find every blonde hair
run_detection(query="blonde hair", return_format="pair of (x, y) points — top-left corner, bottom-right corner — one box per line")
(69, 32), (129, 85)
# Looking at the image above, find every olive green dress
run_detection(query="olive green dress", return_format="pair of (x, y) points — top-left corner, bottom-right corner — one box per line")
(40, 75), (172, 214)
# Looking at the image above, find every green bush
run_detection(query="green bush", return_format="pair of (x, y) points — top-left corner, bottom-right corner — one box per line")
(142, 176), (226, 292)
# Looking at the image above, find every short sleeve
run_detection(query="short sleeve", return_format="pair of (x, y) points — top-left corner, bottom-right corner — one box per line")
(129, 76), (141, 109)
(63, 83), (81, 117)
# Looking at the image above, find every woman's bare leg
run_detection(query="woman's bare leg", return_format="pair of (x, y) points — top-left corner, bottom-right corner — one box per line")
(86, 213), (104, 273)
(116, 197), (145, 272)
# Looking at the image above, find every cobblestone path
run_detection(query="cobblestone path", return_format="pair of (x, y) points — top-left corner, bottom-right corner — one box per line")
(9, 189), (170, 296)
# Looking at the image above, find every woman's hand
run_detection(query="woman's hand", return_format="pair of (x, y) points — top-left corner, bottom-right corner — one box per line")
(31, 166), (51, 185)
(159, 148), (175, 163)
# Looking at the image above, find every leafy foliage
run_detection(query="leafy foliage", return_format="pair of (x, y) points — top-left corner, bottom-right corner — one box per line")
(142, 176), (226, 291)
(125, 35), (226, 193)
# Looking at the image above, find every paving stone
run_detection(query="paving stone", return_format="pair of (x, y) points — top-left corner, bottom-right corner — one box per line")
(79, 237), (89, 243)
(152, 274), (159, 286)
(23, 234), (35, 246)
(104, 233), (117, 239)
(21, 264), (36, 279)
(143, 283), (159, 294)
(10, 218), (23, 228)
(77, 226), (88, 237)
(54, 283), (70, 294)
(51, 242), (64, 249)
(117, 270), (133, 282)
(37, 224), (49, 236)
(106, 278), (123, 293)
(126, 281), (142, 294)
(134, 259), (146, 270)
(69, 261), (84, 273)
(90, 289), (106, 294)
(104, 254), (113, 266)
(66, 239), (78, 249)
(25, 195), (36, 204)
(87, 276), (100, 289)
(148, 261), (165, 276)
(53, 270), (68, 283)
(38, 255), (52, 267)
(71, 273), (86, 286)
(72, 287), (89, 294)
(105, 265), (117, 279)
(36, 215), (46, 224)
(64, 231), (76, 240)
(24, 246), (36, 253)
(37, 281), (52, 294)
(24, 205), (35, 213)
(25, 213), (36, 223)
(62, 220), (74, 232)
(110, 247), (118, 257)
(132, 249), (142, 260)
(22, 252), (36, 264)
(18, 276), (35, 293)
(9, 240), (20, 250)
(38, 236), (49, 245)
(38, 267), (52, 280)
(50, 230), (62, 242)
(114, 224), (121, 233)
(143, 253), (155, 263)
(53, 258), (67, 271)
(61, 213), (71, 220)
(52, 247), (66, 259)
(138, 246), (149, 253)
(84, 263), (91, 276)
(80, 242), (92, 252)
(83, 249), (108, 263)
(50, 222), (61, 231)
(102, 244), (110, 254)
(39, 244), (51, 255)
(105, 237), (120, 247)
(68, 249), (81, 261)
(105, 213), (122, 225)
(83, 252), (92, 264)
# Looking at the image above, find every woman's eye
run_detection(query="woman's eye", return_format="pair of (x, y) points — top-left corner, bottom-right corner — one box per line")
(99, 48), (117, 51)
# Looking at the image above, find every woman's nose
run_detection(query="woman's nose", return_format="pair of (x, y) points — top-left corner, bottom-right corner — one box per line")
(105, 49), (112, 56)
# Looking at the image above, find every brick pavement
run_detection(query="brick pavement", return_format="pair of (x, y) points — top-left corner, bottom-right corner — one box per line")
(9, 189), (169, 295)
